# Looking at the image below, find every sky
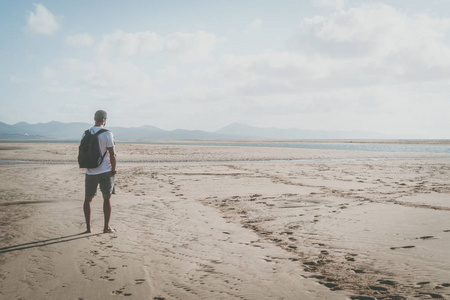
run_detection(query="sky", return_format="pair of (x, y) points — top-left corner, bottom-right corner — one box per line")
(1, 0), (450, 138)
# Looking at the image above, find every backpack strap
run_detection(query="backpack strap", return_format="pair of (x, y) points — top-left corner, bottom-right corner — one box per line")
(95, 128), (110, 165)
(93, 128), (109, 135)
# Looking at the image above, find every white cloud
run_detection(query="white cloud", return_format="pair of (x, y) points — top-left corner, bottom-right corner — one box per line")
(214, 52), (327, 92)
(66, 33), (94, 47)
(79, 60), (152, 91)
(98, 30), (220, 63)
(164, 31), (220, 63)
(98, 31), (162, 57)
(314, 0), (345, 10)
(288, 4), (450, 85)
(27, 4), (59, 35)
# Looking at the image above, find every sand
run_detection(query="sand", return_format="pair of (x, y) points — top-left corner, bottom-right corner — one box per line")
(0, 141), (449, 299)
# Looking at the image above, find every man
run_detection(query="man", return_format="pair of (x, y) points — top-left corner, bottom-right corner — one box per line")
(83, 110), (117, 233)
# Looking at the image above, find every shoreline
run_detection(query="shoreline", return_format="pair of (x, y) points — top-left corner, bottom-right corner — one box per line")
(2, 155), (450, 166)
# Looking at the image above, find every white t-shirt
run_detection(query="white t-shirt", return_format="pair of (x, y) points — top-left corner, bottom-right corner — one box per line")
(82, 126), (115, 175)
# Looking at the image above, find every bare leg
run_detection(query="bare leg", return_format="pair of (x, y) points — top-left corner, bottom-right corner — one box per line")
(103, 194), (115, 233)
(84, 196), (94, 233)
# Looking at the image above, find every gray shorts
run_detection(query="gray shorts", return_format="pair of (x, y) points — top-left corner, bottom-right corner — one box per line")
(85, 171), (115, 197)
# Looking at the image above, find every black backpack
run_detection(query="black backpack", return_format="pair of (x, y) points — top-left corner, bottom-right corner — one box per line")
(78, 129), (109, 168)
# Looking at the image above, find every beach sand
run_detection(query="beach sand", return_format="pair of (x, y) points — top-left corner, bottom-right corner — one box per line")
(0, 142), (449, 299)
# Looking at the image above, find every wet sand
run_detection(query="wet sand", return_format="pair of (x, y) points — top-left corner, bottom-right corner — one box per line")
(0, 142), (449, 299)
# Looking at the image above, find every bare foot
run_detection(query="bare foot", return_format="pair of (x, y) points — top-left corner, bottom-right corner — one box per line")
(84, 224), (93, 234)
(104, 227), (116, 233)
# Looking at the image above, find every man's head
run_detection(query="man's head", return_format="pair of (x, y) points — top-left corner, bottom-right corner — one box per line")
(94, 110), (107, 123)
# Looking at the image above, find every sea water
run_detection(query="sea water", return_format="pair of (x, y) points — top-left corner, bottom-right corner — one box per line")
(118, 141), (450, 154)
(1, 140), (450, 153)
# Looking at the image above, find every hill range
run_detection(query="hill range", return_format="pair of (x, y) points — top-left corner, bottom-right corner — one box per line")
(0, 121), (390, 140)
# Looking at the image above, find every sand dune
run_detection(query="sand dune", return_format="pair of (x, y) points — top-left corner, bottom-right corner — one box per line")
(0, 142), (449, 299)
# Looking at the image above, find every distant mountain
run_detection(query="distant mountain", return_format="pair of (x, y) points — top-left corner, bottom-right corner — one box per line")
(0, 122), (46, 139)
(0, 121), (236, 140)
(0, 121), (390, 140)
(12, 121), (92, 139)
(108, 125), (166, 140)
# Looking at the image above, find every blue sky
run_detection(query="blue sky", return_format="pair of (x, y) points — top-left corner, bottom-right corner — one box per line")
(1, 0), (450, 138)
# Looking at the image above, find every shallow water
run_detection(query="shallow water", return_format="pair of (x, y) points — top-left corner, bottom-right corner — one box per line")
(2, 140), (450, 153)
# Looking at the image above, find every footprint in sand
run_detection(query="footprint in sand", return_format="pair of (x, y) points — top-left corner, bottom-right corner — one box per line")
(345, 256), (355, 262)
(101, 275), (115, 282)
(112, 287), (132, 296)
(323, 282), (339, 289)
(377, 279), (397, 286)
(419, 292), (444, 299)
(352, 269), (365, 274)
(418, 236), (434, 240)
(86, 260), (96, 266)
(390, 245), (415, 250)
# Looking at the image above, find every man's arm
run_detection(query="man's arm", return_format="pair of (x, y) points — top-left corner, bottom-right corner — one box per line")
(108, 146), (117, 174)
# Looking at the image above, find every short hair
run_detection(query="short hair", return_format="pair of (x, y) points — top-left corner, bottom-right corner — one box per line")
(94, 110), (107, 122)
